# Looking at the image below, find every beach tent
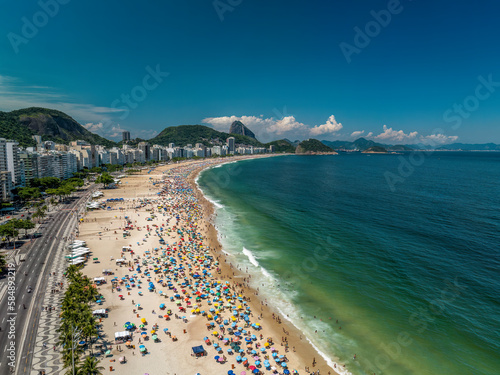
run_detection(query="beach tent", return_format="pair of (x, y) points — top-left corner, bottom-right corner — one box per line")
(92, 309), (107, 317)
(65, 254), (83, 260)
(70, 257), (85, 265)
(93, 277), (106, 285)
(68, 243), (85, 250)
(192, 345), (205, 357)
(116, 259), (126, 264)
(114, 331), (132, 341)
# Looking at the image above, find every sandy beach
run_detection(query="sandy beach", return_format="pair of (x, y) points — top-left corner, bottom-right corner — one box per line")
(75, 156), (350, 375)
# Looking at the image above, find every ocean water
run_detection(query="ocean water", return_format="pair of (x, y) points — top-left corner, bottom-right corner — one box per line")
(197, 153), (500, 375)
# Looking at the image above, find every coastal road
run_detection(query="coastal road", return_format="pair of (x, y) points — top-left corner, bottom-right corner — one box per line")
(0, 187), (95, 375)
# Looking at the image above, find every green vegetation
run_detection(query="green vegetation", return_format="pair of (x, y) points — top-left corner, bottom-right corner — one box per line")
(0, 218), (35, 244)
(17, 187), (41, 203)
(0, 107), (117, 148)
(9, 218), (35, 237)
(30, 176), (61, 190)
(363, 146), (388, 153)
(149, 124), (263, 148)
(58, 265), (102, 375)
(296, 139), (334, 153)
(264, 139), (296, 153)
(0, 223), (19, 244)
(95, 172), (114, 187)
(104, 164), (124, 173)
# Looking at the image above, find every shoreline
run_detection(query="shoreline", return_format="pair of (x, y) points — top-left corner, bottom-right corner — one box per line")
(76, 155), (350, 375)
(190, 156), (351, 375)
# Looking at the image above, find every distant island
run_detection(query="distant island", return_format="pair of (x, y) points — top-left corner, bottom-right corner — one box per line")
(296, 139), (338, 154)
(362, 146), (388, 154)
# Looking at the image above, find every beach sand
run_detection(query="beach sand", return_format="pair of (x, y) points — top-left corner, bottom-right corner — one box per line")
(76, 157), (349, 375)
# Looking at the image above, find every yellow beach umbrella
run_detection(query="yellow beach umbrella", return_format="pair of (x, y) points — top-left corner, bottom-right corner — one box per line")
(212, 331), (218, 336)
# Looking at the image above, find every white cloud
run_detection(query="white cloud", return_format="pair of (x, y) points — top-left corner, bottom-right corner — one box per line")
(310, 115), (343, 136)
(268, 116), (307, 135)
(351, 130), (365, 138)
(375, 125), (419, 143)
(203, 114), (342, 142)
(422, 133), (458, 145)
(83, 122), (104, 132)
(371, 125), (458, 145)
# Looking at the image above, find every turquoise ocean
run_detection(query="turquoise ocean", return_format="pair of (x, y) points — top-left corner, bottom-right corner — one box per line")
(196, 153), (500, 375)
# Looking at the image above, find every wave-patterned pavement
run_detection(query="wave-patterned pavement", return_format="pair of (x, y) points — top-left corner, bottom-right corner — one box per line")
(30, 214), (78, 375)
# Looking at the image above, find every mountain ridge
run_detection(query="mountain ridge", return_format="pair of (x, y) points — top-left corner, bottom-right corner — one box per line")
(1, 108), (498, 151)
(229, 120), (256, 140)
(0, 107), (117, 148)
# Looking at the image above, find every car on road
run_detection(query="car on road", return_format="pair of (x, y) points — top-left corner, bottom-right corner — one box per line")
(27, 286), (32, 293)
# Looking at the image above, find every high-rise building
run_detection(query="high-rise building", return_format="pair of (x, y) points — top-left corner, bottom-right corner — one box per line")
(138, 142), (151, 161)
(0, 139), (13, 202)
(227, 137), (235, 154)
(122, 131), (131, 142)
(6, 141), (25, 187)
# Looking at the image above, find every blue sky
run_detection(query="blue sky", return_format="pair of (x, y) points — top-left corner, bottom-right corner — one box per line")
(1, 0), (500, 144)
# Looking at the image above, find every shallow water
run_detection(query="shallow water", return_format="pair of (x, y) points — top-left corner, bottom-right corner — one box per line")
(198, 153), (500, 375)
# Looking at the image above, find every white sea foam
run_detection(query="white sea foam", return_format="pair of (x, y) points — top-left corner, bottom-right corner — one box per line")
(260, 266), (273, 279)
(276, 306), (353, 375)
(205, 196), (224, 209)
(196, 158), (352, 374)
(242, 247), (260, 267)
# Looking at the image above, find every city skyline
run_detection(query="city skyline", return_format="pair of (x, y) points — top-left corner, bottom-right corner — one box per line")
(1, 1), (500, 144)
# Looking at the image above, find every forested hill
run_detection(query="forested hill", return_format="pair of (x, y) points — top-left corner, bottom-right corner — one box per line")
(0, 107), (116, 148)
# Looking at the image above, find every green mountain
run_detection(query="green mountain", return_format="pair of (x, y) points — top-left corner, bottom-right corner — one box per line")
(296, 139), (336, 154)
(362, 146), (388, 153)
(0, 107), (117, 148)
(322, 137), (414, 151)
(149, 124), (263, 147)
(264, 139), (296, 153)
(229, 120), (257, 140)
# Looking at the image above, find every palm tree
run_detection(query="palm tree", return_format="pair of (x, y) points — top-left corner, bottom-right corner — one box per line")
(79, 356), (104, 375)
